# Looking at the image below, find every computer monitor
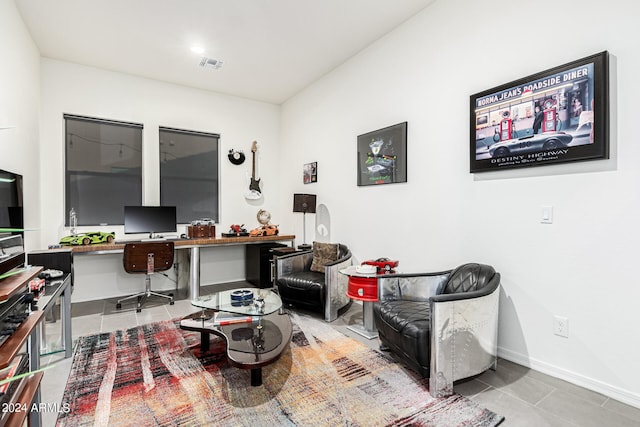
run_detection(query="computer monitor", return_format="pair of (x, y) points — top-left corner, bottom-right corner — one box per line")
(123, 206), (177, 238)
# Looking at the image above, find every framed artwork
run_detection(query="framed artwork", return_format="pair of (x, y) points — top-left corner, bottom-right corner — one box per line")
(470, 51), (609, 173)
(357, 122), (407, 186)
(303, 161), (317, 184)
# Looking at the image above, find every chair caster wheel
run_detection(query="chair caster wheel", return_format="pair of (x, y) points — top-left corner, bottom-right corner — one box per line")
(170, 301), (175, 305)
(136, 308), (141, 313)
(116, 303), (122, 310)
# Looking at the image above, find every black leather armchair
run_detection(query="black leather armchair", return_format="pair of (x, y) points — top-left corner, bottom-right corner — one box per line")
(373, 263), (500, 397)
(275, 244), (352, 322)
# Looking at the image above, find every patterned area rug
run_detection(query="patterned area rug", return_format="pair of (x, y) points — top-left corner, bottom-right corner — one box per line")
(57, 312), (504, 426)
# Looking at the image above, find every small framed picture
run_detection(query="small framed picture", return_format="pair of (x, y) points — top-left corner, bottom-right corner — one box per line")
(303, 162), (317, 184)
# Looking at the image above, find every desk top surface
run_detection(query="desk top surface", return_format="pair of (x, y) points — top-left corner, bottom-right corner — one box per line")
(67, 234), (296, 254)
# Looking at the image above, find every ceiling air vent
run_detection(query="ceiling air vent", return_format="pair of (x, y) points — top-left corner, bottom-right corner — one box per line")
(199, 57), (223, 70)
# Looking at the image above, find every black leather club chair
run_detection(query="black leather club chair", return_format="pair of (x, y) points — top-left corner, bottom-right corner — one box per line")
(275, 243), (352, 322)
(116, 241), (175, 312)
(373, 263), (500, 397)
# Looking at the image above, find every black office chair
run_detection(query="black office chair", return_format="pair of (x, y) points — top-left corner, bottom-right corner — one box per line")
(116, 241), (175, 312)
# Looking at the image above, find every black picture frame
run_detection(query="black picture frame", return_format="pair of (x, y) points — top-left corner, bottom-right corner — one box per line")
(470, 51), (609, 173)
(357, 122), (407, 186)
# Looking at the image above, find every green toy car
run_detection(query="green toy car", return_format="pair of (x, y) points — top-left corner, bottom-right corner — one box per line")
(60, 231), (115, 246)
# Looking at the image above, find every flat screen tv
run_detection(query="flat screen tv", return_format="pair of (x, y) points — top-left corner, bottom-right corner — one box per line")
(123, 206), (176, 238)
(470, 51), (609, 172)
(0, 169), (24, 234)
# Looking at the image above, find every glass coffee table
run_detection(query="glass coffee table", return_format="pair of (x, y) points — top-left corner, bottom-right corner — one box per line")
(180, 289), (292, 386)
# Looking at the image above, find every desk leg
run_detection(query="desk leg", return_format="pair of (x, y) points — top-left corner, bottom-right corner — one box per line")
(61, 281), (72, 358)
(190, 246), (201, 300)
(28, 324), (42, 427)
(347, 301), (378, 340)
(28, 325), (41, 371)
(39, 320), (47, 353)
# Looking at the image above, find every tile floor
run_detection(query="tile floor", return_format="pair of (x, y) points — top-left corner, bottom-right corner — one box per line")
(38, 282), (640, 427)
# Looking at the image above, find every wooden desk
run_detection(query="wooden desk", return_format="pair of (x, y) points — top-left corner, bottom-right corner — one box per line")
(66, 235), (295, 299)
(68, 234), (293, 253)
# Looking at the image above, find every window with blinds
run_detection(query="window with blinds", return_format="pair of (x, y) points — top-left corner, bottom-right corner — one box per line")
(64, 114), (142, 226)
(159, 126), (220, 223)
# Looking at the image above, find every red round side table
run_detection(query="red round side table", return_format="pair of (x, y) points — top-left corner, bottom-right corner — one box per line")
(341, 267), (384, 339)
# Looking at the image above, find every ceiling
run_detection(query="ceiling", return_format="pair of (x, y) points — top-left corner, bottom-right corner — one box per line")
(16, 0), (435, 105)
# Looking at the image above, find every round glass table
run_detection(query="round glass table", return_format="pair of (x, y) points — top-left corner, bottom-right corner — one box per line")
(181, 288), (291, 386)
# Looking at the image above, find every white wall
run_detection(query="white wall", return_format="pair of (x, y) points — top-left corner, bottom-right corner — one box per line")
(280, 0), (640, 408)
(0, 0), (41, 251)
(39, 59), (286, 299)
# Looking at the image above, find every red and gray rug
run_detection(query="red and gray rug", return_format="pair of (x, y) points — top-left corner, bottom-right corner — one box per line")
(57, 312), (504, 426)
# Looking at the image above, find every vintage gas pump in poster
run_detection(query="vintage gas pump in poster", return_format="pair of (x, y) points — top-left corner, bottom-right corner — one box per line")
(499, 111), (514, 141)
(542, 99), (558, 133)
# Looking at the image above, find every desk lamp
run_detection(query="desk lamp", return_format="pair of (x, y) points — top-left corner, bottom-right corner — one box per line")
(292, 193), (316, 250)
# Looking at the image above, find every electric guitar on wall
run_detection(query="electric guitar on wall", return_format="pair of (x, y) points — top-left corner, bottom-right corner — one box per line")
(245, 141), (262, 200)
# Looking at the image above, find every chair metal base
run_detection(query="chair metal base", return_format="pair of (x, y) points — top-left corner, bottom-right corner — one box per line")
(116, 274), (174, 312)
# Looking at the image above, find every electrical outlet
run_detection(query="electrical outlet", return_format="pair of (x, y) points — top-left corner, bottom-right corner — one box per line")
(553, 315), (569, 338)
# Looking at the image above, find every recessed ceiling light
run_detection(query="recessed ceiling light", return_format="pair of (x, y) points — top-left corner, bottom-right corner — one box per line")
(190, 46), (205, 55)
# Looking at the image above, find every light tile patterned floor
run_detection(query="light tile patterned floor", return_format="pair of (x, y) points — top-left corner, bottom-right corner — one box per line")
(39, 282), (640, 427)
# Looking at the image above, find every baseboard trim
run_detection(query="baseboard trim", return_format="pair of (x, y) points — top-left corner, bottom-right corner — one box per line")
(498, 346), (640, 409)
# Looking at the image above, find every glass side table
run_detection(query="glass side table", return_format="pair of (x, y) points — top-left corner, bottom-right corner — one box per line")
(340, 266), (391, 339)
(191, 288), (282, 316)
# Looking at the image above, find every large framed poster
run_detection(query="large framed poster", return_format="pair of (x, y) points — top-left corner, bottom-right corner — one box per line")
(470, 51), (609, 173)
(357, 122), (407, 186)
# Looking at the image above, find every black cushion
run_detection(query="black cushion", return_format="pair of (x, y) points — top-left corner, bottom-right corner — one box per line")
(278, 270), (324, 291)
(442, 263), (495, 295)
(337, 244), (349, 260)
(276, 271), (325, 313)
(373, 300), (431, 376)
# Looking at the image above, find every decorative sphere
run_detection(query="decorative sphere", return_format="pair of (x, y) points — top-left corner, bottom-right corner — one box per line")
(257, 209), (271, 225)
